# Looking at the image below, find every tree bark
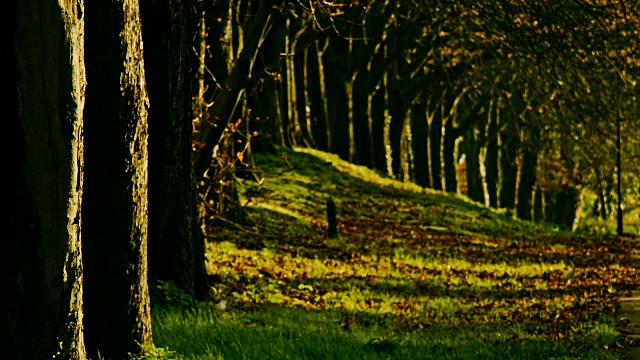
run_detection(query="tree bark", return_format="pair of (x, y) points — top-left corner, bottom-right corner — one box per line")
(411, 96), (430, 188)
(499, 121), (519, 210)
(7, 1), (86, 358)
(83, 1), (153, 358)
(324, 36), (350, 161)
(140, 0), (210, 300)
(462, 127), (485, 202)
(484, 108), (499, 207)
(429, 104), (444, 190)
(442, 117), (458, 192)
(516, 143), (538, 220)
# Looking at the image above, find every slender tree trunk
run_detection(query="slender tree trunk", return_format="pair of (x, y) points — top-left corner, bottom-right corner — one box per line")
(516, 144), (538, 220)
(324, 36), (350, 160)
(370, 87), (387, 173)
(616, 114), (623, 235)
(484, 109), (499, 207)
(301, 45), (317, 149)
(411, 96), (430, 187)
(83, 1), (153, 358)
(353, 71), (373, 167)
(315, 38), (332, 152)
(499, 121), (519, 210)
(140, 0), (210, 300)
(254, 11), (286, 150)
(463, 128), (485, 202)
(533, 185), (544, 222)
(7, 1), (86, 357)
(430, 104), (443, 190)
(442, 117), (458, 192)
(306, 40), (329, 151)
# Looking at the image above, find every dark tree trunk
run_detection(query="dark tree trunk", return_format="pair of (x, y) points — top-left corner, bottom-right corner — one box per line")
(388, 92), (408, 179)
(370, 87), (388, 173)
(7, 1), (86, 358)
(140, 0), (210, 300)
(533, 186), (544, 222)
(83, 1), (153, 358)
(462, 128), (484, 202)
(307, 40), (329, 151)
(324, 36), (350, 160)
(499, 121), (519, 210)
(429, 105), (443, 190)
(351, 73), (371, 167)
(484, 114), (499, 207)
(411, 96), (430, 187)
(516, 144), (538, 220)
(555, 186), (580, 229)
(254, 11), (286, 151)
(442, 118), (458, 192)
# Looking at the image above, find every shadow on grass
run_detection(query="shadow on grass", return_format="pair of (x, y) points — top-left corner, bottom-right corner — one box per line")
(153, 303), (613, 360)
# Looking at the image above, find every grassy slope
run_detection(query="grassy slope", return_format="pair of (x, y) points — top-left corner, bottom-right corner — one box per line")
(152, 147), (640, 360)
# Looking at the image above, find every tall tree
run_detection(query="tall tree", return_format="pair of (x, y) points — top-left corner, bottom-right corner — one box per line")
(6, 0), (86, 358)
(141, 0), (210, 300)
(83, 0), (153, 358)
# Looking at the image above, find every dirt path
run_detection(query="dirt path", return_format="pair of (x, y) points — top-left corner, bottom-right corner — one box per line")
(617, 236), (640, 359)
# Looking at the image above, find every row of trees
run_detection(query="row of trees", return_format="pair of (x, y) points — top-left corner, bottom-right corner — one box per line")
(197, 0), (640, 232)
(6, 0), (209, 358)
(6, 0), (639, 358)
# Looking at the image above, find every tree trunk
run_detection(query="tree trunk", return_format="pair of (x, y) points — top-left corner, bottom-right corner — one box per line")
(499, 121), (519, 210)
(516, 144), (538, 220)
(7, 1), (86, 358)
(533, 186), (544, 222)
(140, 0), (210, 300)
(83, 1), (153, 358)
(194, 0), (278, 179)
(254, 11), (286, 151)
(370, 87), (388, 173)
(307, 39), (329, 151)
(464, 128), (485, 203)
(411, 96), (430, 188)
(442, 117), (458, 192)
(484, 110), (499, 207)
(429, 104), (443, 190)
(324, 36), (350, 160)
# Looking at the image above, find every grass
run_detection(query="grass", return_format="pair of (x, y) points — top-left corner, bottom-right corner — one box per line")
(151, 146), (640, 359)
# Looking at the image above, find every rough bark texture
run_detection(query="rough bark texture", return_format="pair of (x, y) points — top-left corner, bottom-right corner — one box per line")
(7, 1), (86, 358)
(141, 0), (210, 301)
(83, 0), (153, 358)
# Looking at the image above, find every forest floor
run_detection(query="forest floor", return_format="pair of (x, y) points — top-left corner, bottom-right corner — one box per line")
(151, 147), (640, 360)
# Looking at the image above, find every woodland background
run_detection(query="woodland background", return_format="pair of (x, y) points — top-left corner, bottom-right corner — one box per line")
(6, 0), (640, 359)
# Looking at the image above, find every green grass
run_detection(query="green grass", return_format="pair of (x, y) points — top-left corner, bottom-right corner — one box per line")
(152, 146), (640, 359)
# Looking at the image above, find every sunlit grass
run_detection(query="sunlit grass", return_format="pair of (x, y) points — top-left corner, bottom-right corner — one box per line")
(153, 147), (640, 359)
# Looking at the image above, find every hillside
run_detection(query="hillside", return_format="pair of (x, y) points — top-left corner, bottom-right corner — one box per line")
(153, 147), (640, 360)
